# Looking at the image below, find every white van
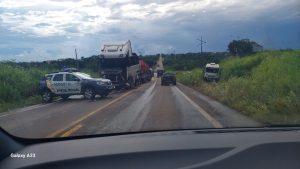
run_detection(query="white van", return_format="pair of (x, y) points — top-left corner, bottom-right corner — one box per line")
(203, 63), (220, 82)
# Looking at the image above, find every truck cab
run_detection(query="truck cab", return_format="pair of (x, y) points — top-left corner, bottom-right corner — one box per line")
(100, 40), (140, 89)
(203, 63), (220, 82)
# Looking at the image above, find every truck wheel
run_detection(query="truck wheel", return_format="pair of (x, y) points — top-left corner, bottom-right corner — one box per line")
(83, 87), (95, 100)
(128, 77), (134, 89)
(135, 79), (140, 87)
(174, 82), (177, 85)
(101, 92), (109, 98)
(61, 95), (69, 100)
(41, 90), (53, 103)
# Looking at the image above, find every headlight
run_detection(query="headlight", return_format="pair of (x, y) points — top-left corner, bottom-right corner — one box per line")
(96, 81), (105, 85)
(119, 54), (124, 57)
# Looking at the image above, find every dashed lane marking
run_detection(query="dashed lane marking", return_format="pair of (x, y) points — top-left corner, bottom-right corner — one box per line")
(60, 124), (82, 137)
(46, 90), (135, 138)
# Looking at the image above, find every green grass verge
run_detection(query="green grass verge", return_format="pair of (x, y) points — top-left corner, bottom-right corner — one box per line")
(0, 95), (41, 113)
(0, 64), (99, 113)
(176, 50), (300, 125)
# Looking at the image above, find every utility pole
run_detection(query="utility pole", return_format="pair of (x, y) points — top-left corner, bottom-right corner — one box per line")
(197, 36), (207, 55)
(75, 48), (79, 70)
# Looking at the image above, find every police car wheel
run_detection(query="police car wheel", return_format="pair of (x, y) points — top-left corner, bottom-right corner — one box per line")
(83, 88), (95, 100)
(41, 90), (53, 103)
(61, 95), (69, 100)
(101, 92), (108, 98)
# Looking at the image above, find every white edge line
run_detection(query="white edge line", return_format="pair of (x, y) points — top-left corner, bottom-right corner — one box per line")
(174, 86), (223, 128)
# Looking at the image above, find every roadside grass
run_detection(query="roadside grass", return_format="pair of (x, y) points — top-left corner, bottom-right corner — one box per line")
(0, 96), (41, 113)
(0, 64), (98, 113)
(176, 50), (300, 124)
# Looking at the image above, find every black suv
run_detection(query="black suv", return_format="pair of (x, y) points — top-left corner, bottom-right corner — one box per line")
(161, 72), (176, 86)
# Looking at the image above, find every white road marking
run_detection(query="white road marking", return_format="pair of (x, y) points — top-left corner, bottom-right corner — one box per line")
(174, 86), (223, 128)
(0, 103), (55, 118)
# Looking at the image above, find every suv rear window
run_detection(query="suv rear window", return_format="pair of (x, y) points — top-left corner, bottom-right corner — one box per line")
(53, 74), (64, 81)
(66, 74), (79, 81)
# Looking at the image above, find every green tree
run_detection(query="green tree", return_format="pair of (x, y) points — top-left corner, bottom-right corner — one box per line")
(228, 39), (259, 56)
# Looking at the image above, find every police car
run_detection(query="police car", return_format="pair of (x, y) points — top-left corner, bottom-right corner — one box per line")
(39, 71), (114, 102)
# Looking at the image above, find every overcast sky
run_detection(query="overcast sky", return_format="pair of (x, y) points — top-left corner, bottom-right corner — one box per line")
(0, 0), (299, 62)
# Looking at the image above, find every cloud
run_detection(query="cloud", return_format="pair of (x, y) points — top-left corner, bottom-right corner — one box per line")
(1, 0), (299, 37)
(0, 0), (299, 61)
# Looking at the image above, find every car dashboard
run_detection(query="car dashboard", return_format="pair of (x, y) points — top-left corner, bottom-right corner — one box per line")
(1, 127), (300, 169)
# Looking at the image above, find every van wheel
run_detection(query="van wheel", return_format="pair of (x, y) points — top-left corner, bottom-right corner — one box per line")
(41, 90), (53, 103)
(83, 88), (95, 100)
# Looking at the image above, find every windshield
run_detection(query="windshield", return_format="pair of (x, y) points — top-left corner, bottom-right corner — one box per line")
(206, 68), (219, 73)
(74, 72), (92, 79)
(0, 0), (299, 138)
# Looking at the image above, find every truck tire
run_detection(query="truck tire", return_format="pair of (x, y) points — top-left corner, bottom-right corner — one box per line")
(41, 89), (53, 103)
(83, 87), (95, 100)
(135, 78), (140, 87)
(128, 77), (134, 89)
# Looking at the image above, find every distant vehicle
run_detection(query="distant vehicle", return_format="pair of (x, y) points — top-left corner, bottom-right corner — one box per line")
(161, 72), (176, 86)
(100, 40), (140, 89)
(39, 71), (114, 102)
(156, 54), (165, 77)
(203, 63), (220, 82)
(139, 59), (152, 83)
(157, 68), (165, 77)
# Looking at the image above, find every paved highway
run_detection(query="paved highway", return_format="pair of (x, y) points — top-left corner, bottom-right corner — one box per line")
(0, 78), (260, 138)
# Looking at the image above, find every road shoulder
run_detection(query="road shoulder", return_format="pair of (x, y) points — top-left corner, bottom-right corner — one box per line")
(176, 83), (262, 127)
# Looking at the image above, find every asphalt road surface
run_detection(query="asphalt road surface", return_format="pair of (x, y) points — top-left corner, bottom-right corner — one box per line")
(0, 78), (261, 138)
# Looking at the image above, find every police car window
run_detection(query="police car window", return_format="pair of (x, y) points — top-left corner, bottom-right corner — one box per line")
(66, 74), (79, 81)
(53, 74), (63, 81)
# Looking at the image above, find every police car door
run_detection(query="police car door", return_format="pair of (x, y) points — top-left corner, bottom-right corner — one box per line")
(65, 73), (81, 94)
(52, 73), (66, 94)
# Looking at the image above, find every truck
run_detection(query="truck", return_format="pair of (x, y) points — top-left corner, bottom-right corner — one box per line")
(138, 59), (152, 83)
(203, 63), (220, 82)
(156, 54), (165, 77)
(156, 68), (165, 78)
(100, 40), (140, 89)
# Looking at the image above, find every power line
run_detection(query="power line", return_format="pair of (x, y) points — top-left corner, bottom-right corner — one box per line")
(196, 36), (207, 55)
(75, 48), (79, 70)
